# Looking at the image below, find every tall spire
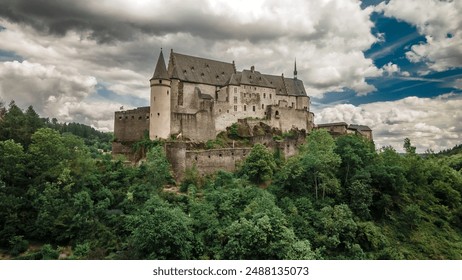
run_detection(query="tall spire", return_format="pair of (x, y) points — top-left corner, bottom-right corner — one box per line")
(294, 58), (297, 80)
(151, 48), (169, 80)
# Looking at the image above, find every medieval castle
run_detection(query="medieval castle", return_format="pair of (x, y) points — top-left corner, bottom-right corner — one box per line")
(112, 49), (372, 179)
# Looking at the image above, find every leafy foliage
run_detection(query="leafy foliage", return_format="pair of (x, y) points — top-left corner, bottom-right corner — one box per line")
(1, 103), (462, 259)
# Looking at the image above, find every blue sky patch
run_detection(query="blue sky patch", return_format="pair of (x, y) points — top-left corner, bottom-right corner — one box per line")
(0, 50), (23, 62)
(92, 83), (148, 108)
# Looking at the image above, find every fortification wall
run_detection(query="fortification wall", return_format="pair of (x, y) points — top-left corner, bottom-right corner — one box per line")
(114, 107), (150, 142)
(165, 134), (305, 181)
(266, 105), (309, 132)
(171, 110), (215, 141)
(186, 148), (251, 177)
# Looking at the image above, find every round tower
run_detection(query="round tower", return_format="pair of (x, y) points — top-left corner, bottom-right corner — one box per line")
(149, 49), (171, 140)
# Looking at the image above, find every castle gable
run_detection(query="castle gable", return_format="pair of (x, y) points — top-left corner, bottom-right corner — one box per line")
(239, 68), (274, 88)
(168, 51), (235, 86)
(263, 74), (288, 95)
(284, 78), (307, 96)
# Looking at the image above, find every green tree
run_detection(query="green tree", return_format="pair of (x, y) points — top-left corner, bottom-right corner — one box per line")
(139, 146), (173, 188)
(222, 191), (314, 259)
(346, 180), (373, 219)
(126, 196), (194, 259)
(300, 130), (341, 199)
(335, 134), (375, 186)
(238, 143), (277, 184)
(0, 139), (27, 188)
(0, 140), (27, 245)
(313, 204), (363, 259)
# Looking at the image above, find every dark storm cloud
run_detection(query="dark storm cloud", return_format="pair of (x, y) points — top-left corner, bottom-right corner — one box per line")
(0, 0), (141, 43)
(0, 0), (287, 44)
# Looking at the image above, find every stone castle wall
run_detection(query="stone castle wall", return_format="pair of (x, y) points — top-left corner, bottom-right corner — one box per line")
(165, 134), (306, 181)
(114, 107), (150, 142)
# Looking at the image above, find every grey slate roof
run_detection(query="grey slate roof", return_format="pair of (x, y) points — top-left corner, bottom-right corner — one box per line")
(168, 51), (235, 86)
(151, 49), (169, 80)
(262, 75), (307, 96)
(239, 68), (274, 88)
(163, 50), (309, 97)
(263, 74), (288, 95)
(317, 122), (348, 127)
(284, 78), (307, 96)
(348, 124), (372, 131)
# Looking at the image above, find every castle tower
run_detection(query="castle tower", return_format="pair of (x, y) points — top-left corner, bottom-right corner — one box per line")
(150, 49), (171, 139)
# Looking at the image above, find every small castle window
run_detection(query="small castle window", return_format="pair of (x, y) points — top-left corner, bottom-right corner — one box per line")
(234, 96), (238, 104)
(234, 105), (237, 111)
(263, 93), (266, 98)
(270, 94), (272, 99)
(234, 87), (237, 93)
(195, 156), (198, 161)
(219, 153), (222, 157)
(227, 110), (229, 113)
(262, 104), (265, 109)
(157, 113), (160, 117)
(118, 116), (122, 120)
(244, 105), (247, 111)
(191, 66), (194, 70)
(138, 116), (142, 120)
(167, 90), (169, 95)
(201, 73), (204, 77)
(159, 80), (162, 84)
(252, 106), (255, 112)
(219, 109), (222, 113)
(183, 69), (187, 73)
(208, 155), (211, 158)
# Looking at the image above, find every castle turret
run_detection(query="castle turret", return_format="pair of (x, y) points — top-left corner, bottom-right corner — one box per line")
(150, 49), (171, 139)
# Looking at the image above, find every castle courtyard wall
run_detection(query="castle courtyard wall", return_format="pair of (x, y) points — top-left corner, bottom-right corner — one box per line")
(114, 107), (150, 142)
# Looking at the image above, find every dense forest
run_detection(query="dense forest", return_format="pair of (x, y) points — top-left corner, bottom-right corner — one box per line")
(1, 101), (462, 260)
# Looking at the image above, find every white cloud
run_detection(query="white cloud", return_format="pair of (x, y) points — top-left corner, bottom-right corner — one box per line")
(0, 0), (384, 131)
(376, 0), (462, 72)
(0, 60), (122, 131)
(382, 62), (400, 76)
(314, 94), (462, 153)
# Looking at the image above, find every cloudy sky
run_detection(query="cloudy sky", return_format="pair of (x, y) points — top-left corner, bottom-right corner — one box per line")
(0, 0), (460, 152)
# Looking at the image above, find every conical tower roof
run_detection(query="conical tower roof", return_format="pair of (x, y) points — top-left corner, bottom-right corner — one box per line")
(151, 49), (169, 80)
